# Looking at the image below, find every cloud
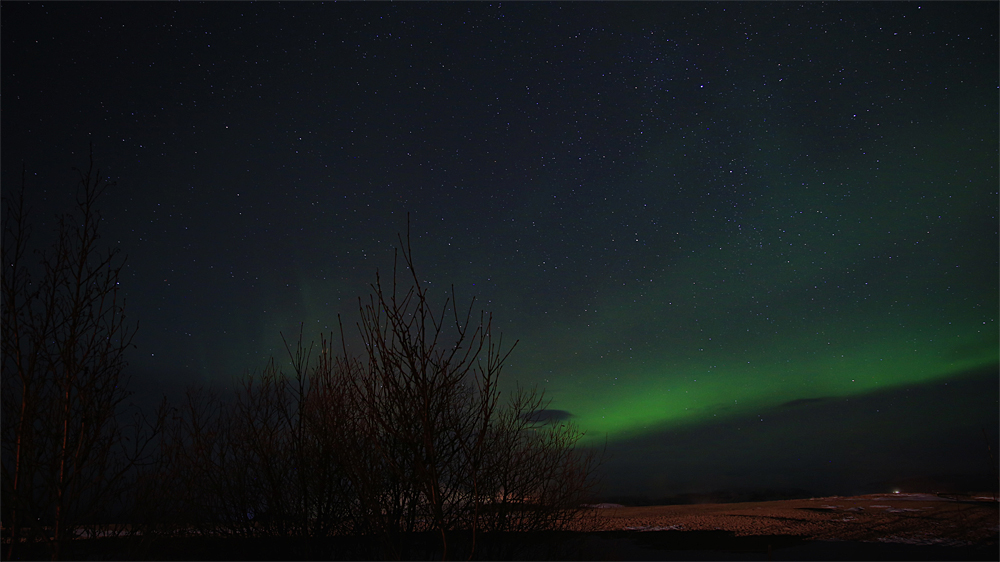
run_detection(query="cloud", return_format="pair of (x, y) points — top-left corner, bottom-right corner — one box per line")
(778, 397), (828, 408)
(523, 409), (573, 424)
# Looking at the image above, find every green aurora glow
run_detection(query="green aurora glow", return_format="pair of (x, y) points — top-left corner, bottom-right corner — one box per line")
(6, 1), (995, 495)
(503, 99), (997, 442)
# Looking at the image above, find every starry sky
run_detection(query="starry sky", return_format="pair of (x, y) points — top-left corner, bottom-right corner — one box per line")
(3, 2), (997, 498)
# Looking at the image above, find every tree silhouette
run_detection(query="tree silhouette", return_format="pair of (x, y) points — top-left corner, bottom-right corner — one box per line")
(2, 154), (160, 560)
(166, 226), (602, 559)
(347, 227), (601, 558)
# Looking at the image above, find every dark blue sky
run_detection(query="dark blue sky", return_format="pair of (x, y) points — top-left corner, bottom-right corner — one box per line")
(3, 2), (997, 498)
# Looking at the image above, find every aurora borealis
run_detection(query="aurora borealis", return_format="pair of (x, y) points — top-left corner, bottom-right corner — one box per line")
(3, 2), (996, 497)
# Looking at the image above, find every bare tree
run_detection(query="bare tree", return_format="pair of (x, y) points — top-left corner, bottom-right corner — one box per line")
(345, 227), (602, 558)
(161, 330), (361, 542)
(157, 385), (244, 537)
(1, 154), (157, 560)
(470, 385), (601, 535)
(164, 225), (602, 559)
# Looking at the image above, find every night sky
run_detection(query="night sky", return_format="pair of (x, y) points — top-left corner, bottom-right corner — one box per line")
(4, 2), (997, 499)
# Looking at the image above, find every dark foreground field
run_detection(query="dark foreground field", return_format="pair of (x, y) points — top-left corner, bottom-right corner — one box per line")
(8, 493), (998, 560)
(11, 531), (996, 561)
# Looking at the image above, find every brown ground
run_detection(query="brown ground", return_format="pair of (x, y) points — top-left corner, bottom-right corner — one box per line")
(570, 493), (1000, 547)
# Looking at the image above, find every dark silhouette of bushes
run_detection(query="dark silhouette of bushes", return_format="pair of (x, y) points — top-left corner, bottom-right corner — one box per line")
(1, 153), (601, 559)
(164, 229), (603, 559)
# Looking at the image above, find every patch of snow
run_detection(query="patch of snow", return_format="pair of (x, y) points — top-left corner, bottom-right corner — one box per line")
(625, 525), (684, 532)
(866, 493), (950, 501)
